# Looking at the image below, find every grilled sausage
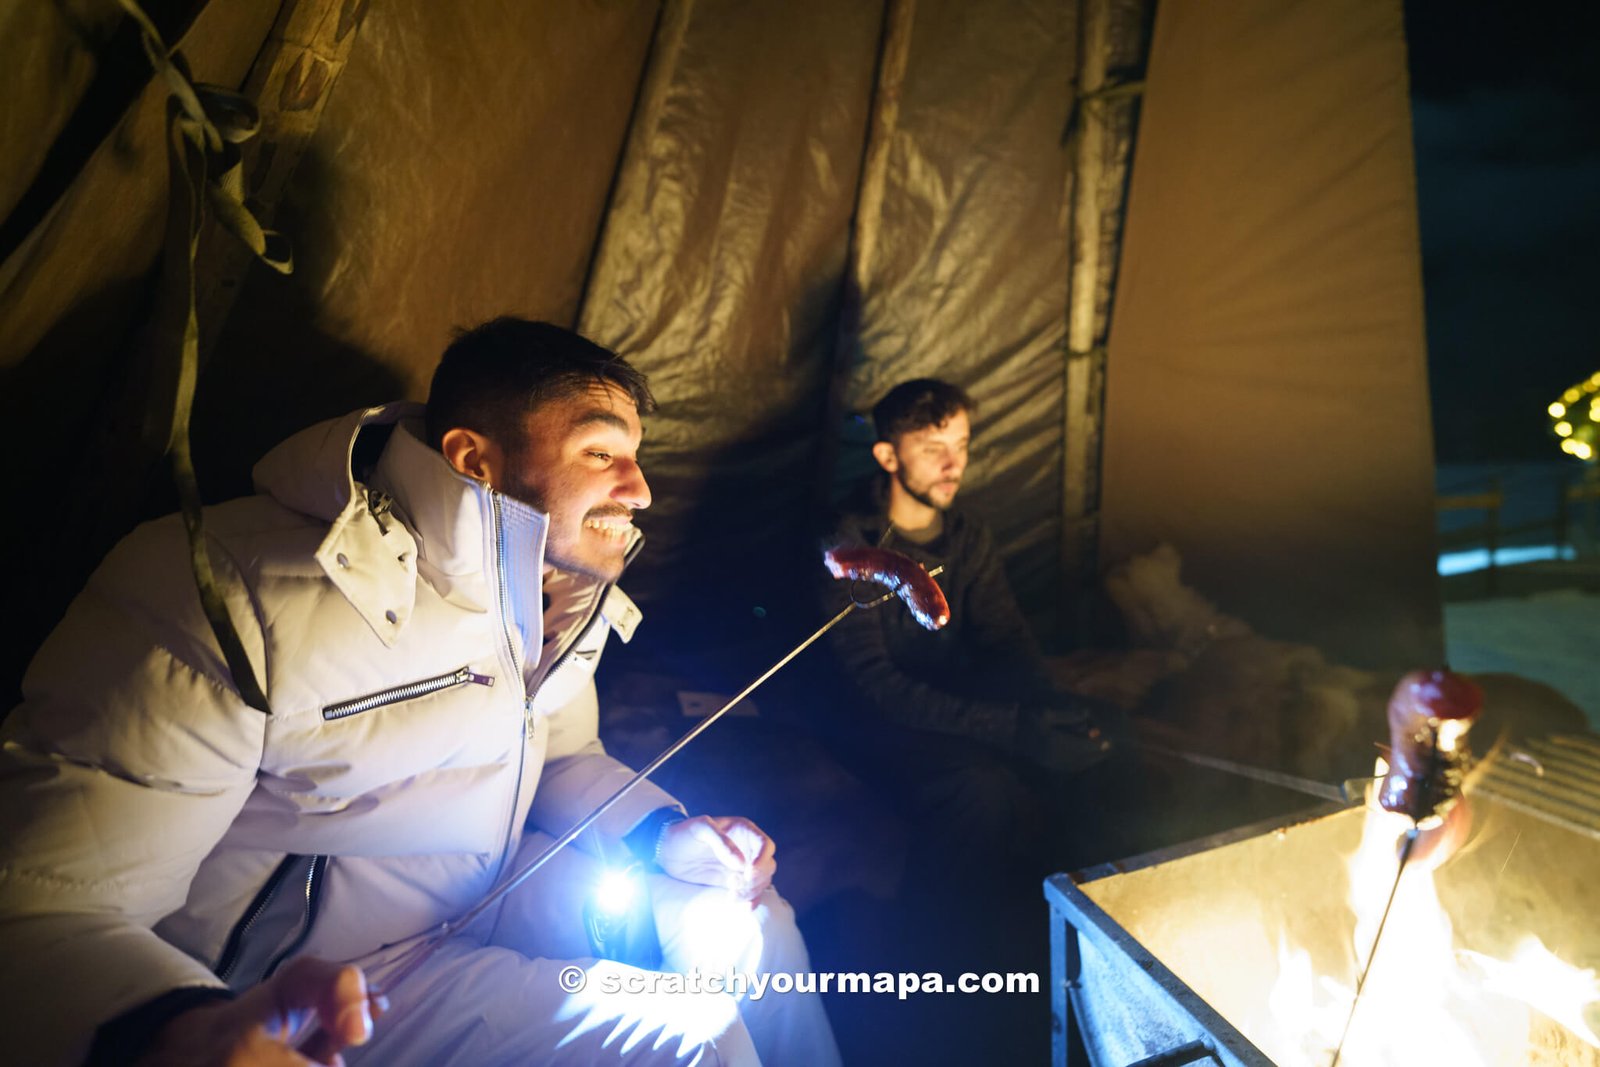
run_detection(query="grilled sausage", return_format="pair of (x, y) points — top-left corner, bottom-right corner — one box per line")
(1378, 668), (1481, 866)
(824, 545), (950, 631)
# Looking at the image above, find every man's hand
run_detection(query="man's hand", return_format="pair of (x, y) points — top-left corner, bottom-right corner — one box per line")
(1018, 701), (1116, 775)
(657, 815), (777, 905)
(137, 958), (385, 1066)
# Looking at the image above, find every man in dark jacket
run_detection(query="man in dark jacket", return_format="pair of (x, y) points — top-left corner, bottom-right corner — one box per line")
(823, 379), (1111, 869)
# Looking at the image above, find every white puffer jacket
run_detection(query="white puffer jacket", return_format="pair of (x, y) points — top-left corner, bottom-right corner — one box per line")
(0, 404), (675, 1064)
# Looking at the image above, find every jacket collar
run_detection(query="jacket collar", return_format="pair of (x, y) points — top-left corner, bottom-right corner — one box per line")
(252, 403), (550, 650)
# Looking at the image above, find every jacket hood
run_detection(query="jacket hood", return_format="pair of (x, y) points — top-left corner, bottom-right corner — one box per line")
(250, 403), (461, 648)
(252, 403), (419, 522)
(249, 404), (639, 664)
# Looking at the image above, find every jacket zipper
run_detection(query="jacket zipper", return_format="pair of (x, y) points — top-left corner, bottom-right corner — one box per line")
(322, 666), (495, 721)
(491, 491), (532, 882)
(483, 489), (637, 875)
(256, 673), (491, 975)
(262, 854), (329, 980)
(215, 855), (300, 982)
(488, 492), (623, 880)
(533, 534), (640, 694)
(537, 592), (610, 695)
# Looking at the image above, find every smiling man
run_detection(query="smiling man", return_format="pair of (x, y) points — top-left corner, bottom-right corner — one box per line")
(0, 319), (838, 1066)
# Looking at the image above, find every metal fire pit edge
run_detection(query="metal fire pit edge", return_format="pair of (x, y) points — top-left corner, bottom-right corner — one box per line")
(1045, 801), (1350, 1067)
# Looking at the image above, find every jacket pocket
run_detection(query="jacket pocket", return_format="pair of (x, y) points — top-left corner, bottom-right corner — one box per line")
(321, 667), (494, 721)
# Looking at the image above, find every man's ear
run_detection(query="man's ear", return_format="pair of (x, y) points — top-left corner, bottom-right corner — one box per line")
(439, 427), (500, 484)
(871, 440), (898, 474)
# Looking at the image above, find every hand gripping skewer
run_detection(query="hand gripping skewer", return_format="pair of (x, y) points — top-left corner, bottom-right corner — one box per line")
(377, 556), (944, 995)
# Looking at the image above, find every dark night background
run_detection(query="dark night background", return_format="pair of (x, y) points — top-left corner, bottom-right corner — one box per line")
(1405, 0), (1600, 463)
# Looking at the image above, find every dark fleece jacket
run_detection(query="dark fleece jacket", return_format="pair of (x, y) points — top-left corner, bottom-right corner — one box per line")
(824, 485), (1058, 750)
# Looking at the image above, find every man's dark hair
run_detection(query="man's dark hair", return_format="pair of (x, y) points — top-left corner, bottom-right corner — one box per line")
(425, 318), (655, 451)
(871, 378), (973, 443)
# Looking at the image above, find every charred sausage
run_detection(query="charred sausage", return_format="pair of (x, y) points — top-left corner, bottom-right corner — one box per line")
(824, 545), (951, 631)
(1378, 668), (1481, 866)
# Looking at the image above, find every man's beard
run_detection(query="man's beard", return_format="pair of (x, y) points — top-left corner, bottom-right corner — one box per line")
(497, 468), (550, 519)
(895, 468), (957, 511)
(499, 473), (630, 581)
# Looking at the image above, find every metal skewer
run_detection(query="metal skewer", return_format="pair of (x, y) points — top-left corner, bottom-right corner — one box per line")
(1137, 736), (1354, 804)
(1328, 825), (1417, 1067)
(379, 565), (943, 994)
(1329, 721), (1446, 1067)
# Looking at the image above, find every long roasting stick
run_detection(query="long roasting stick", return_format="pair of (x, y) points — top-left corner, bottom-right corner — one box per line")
(1329, 721), (1445, 1067)
(378, 560), (946, 995)
(377, 600), (859, 993)
(1328, 826), (1418, 1067)
(1137, 737), (1352, 804)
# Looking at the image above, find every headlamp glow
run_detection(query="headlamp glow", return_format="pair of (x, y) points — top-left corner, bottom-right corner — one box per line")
(593, 865), (640, 919)
(583, 862), (661, 969)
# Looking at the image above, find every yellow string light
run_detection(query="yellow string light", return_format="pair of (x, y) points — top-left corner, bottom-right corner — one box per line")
(1548, 372), (1600, 465)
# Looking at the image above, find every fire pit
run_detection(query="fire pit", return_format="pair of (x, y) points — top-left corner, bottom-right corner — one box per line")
(1045, 734), (1600, 1066)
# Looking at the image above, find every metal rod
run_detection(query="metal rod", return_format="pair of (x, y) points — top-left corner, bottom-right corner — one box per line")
(1125, 1039), (1220, 1067)
(1473, 784), (1600, 841)
(378, 600), (861, 993)
(1552, 732), (1600, 758)
(1329, 827), (1417, 1067)
(1477, 777), (1600, 834)
(1521, 738), (1600, 789)
(1138, 739), (1351, 804)
(1330, 718), (1446, 1067)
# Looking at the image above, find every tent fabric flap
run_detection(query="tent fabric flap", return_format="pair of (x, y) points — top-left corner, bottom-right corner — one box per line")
(1098, 0), (1442, 669)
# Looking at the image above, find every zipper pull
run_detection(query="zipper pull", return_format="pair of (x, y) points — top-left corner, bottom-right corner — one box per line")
(459, 669), (496, 687)
(523, 697), (535, 739)
(368, 490), (396, 534)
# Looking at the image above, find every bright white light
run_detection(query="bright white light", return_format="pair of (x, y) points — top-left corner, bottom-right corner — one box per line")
(594, 867), (638, 917)
(672, 889), (765, 977)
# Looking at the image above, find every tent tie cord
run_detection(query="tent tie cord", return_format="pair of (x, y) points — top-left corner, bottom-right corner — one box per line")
(117, 0), (295, 715)
(1063, 77), (1147, 148)
(1079, 79), (1147, 105)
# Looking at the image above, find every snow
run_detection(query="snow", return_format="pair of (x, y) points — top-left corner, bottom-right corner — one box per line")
(1444, 589), (1600, 731)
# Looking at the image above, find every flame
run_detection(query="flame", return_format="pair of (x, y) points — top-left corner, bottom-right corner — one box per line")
(1463, 938), (1600, 1049)
(1252, 763), (1600, 1065)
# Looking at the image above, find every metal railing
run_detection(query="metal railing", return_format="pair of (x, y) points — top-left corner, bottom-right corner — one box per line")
(1435, 467), (1600, 594)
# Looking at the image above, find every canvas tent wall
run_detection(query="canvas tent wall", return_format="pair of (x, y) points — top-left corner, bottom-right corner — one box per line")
(0, 0), (1440, 706)
(1099, 1), (1442, 668)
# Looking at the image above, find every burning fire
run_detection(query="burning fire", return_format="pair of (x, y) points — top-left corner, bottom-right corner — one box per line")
(1252, 762), (1600, 1066)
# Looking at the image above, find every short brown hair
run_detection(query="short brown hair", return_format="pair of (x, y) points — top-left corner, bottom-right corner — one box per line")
(871, 378), (972, 443)
(425, 318), (655, 451)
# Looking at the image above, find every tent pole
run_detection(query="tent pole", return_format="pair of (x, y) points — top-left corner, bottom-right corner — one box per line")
(1061, 0), (1149, 642)
(810, 0), (915, 517)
